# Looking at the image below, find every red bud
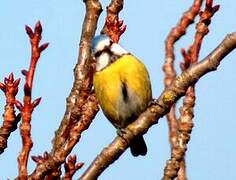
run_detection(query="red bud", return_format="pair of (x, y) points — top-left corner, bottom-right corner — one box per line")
(21, 69), (28, 76)
(25, 25), (34, 39)
(8, 73), (14, 82)
(39, 43), (49, 52)
(213, 5), (220, 13)
(32, 97), (41, 108)
(13, 78), (21, 87)
(15, 100), (23, 111)
(34, 21), (42, 35)
(76, 162), (84, 170)
(0, 82), (6, 92)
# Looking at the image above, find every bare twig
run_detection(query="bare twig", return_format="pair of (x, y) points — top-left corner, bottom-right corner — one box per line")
(15, 21), (48, 180)
(0, 73), (21, 154)
(163, 1), (203, 179)
(63, 155), (84, 180)
(28, 0), (102, 179)
(101, 0), (124, 34)
(80, 32), (236, 180)
(163, 0), (203, 150)
(164, 1), (220, 179)
(31, 152), (61, 179)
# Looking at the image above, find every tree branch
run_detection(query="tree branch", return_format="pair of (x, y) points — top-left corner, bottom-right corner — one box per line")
(0, 73), (21, 154)
(163, 0), (203, 151)
(80, 32), (236, 180)
(16, 21), (48, 180)
(101, 0), (124, 34)
(28, 0), (102, 179)
(166, 1), (220, 179)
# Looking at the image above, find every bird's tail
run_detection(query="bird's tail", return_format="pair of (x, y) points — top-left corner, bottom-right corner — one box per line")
(130, 135), (147, 157)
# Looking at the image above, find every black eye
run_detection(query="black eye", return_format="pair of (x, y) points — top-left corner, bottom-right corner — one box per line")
(94, 51), (103, 58)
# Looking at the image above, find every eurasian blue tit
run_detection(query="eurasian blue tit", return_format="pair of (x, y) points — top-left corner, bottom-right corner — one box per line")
(92, 35), (152, 156)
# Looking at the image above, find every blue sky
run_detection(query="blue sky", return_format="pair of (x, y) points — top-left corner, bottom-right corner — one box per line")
(0, 0), (236, 179)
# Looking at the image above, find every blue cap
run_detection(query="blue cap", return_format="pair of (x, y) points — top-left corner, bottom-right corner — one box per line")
(91, 35), (110, 54)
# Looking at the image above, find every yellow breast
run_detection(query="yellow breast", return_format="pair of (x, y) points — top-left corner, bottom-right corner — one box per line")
(93, 54), (152, 128)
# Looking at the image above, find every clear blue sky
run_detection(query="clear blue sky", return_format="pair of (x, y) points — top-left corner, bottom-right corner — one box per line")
(0, 0), (236, 179)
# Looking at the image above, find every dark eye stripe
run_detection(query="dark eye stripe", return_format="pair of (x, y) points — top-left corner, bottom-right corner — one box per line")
(94, 51), (103, 58)
(94, 41), (113, 58)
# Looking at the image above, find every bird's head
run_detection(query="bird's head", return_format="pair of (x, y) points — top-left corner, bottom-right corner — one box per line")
(91, 35), (128, 71)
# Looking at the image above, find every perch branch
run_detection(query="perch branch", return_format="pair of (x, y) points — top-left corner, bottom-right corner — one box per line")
(80, 32), (236, 180)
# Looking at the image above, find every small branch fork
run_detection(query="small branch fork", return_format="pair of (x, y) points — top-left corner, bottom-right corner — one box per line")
(15, 21), (49, 180)
(163, 1), (220, 179)
(0, 73), (21, 154)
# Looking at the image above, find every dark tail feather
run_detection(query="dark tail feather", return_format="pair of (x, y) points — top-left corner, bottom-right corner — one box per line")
(130, 135), (147, 157)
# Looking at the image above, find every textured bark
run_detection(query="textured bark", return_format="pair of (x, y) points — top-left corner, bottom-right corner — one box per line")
(28, 1), (102, 179)
(0, 74), (21, 154)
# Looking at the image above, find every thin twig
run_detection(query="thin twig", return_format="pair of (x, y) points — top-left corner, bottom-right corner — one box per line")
(14, 21), (48, 180)
(101, 0), (124, 34)
(163, 0), (203, 150)
(80, 32), (236, 180)
(163, 1), (203, 179)
(63, 155), (84, 180)
(164, 1), (220, 179)
(0, 73), (21, 154)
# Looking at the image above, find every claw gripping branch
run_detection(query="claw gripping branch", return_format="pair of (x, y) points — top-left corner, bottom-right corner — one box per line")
(16, 21), (49, 180)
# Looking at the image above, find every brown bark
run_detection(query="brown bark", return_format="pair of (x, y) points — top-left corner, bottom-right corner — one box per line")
(0, 73), (21, 154)
(28, 0), (102, 179)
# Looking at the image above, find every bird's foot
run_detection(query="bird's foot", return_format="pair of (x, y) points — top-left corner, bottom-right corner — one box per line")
(148, 99), (164, 109)
(117, 128), (131, 145)
(116, 128), (127, 137)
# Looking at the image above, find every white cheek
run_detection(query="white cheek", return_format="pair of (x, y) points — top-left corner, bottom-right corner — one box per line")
(96, 53), (110, 71)
(95, 39), (111, 53)
(111, 43), (128, 56)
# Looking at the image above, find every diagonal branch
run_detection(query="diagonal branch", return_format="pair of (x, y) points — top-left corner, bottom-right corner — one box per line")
(51, 0), (102, 154)
(80, 32), (236, 180)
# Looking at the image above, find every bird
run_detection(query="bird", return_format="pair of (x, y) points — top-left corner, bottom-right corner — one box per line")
(92, 34), (152, 156)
